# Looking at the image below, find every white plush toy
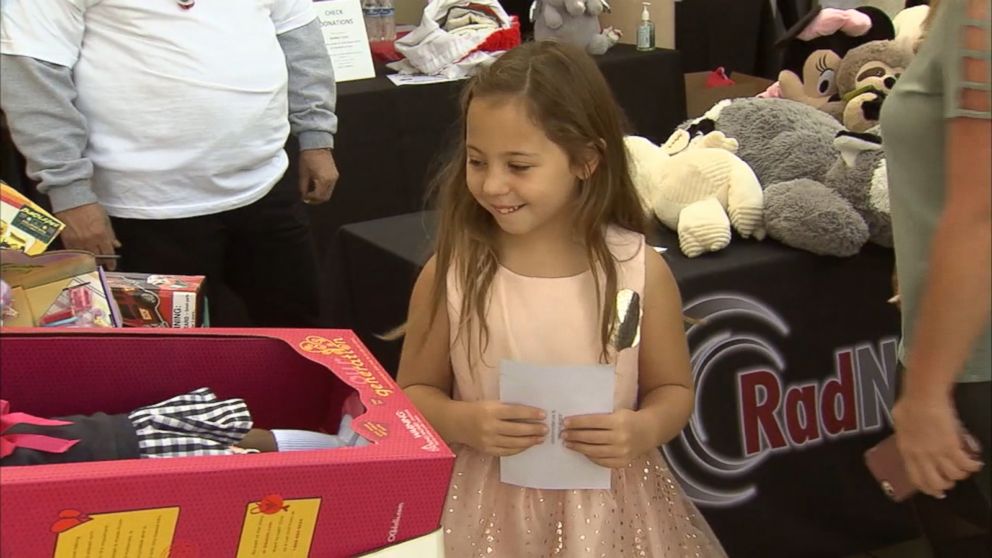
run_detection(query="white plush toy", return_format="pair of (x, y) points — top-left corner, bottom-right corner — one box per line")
(892, 3), (930, 54)
(625, 130), (765, 258)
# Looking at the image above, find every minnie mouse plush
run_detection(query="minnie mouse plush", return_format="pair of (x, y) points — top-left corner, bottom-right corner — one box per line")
(775, 1), (896, 120)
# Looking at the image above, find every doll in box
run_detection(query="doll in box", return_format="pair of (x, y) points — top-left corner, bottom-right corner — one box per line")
(0, 388), (368, 466)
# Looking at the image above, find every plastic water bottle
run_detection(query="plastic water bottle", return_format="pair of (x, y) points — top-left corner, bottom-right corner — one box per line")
(362, 0), (396, 42)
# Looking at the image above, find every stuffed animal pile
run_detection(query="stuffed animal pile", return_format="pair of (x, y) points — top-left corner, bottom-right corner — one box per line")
(627, 1), (928, 258)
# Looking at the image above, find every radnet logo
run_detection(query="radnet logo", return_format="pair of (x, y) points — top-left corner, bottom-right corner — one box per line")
(662, 293), (899, 507)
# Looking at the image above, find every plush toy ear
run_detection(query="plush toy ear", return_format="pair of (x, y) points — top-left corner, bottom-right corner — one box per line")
(662, 129), (692, 156)
(775, 1), (824, 50)
(687, 118), (716, 138)
(777, 3), (835, 79)
(834, 130), (882, 167)
(855, 6), (896, 42)
(694, 131), (739, 152)
(776, 4), (895, 67)
(701, 99), (733, 122)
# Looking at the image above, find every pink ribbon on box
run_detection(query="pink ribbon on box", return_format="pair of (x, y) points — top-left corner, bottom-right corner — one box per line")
(1, 400), (79, 459)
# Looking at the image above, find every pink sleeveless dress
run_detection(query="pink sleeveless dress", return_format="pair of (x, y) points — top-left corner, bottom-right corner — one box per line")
(443, 227), (726, 557)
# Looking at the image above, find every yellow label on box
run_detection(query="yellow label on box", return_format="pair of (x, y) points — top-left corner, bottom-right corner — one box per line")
(236, 497), (321, 557)
(52, 507), (179, 558)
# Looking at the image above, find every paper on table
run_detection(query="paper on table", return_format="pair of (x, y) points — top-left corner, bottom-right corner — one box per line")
(386, 73), (465, 86)
(499, 360), (615, 490)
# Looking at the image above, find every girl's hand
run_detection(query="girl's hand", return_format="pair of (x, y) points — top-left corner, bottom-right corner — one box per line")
(562, 409), (655, 469)
(461, 401), (547, 457)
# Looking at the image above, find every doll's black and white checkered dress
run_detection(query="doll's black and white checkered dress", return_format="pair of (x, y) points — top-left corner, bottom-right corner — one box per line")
(128, 387), (252, 458)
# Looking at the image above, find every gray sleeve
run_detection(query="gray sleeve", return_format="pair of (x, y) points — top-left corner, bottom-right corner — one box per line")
(0, 54), (98, 213)
(277, 19), (338, 150)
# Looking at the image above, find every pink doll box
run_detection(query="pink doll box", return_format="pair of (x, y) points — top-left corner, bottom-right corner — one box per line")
(0, 328), (454, 558)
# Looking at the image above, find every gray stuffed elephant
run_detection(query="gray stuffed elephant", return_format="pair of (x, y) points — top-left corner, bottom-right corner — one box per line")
(677, 97), (892, 257)
(533, 0), (621, 55)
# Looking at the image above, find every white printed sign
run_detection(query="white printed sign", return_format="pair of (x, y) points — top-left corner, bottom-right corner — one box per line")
(315, 0), (376, 82)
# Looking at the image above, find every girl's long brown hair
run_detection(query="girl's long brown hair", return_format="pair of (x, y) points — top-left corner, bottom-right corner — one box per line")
(426, 41), (646, 361)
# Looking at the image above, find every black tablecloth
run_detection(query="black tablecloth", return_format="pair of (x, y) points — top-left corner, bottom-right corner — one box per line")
(676, 0), (781, 79)
(336, 210), (918, 557)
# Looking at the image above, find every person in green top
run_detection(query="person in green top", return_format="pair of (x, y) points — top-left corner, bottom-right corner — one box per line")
(880, 0), (990, 554)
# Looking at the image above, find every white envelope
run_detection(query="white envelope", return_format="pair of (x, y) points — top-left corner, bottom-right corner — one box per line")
(499, 360), (615, 490)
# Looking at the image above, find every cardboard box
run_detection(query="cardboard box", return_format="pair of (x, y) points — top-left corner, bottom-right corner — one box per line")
(0, 329), (454, 558)
(105, 272), (206, 328)
(0, 249), (119, 328)
(684, 70), (775, 118)
(0, 181), (65, 255)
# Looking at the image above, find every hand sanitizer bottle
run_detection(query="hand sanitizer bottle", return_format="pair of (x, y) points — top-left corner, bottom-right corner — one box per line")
(636, 2), (655, 52)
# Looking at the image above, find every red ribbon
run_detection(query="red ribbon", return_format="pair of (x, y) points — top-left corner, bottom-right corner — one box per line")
(705, 67), (735, 88)
(1, 400), (80, 459)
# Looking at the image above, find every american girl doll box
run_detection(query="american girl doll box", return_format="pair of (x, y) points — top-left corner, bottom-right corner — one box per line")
(0, 328), (454, 558)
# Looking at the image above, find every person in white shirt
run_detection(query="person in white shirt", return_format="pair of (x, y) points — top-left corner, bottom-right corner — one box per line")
(0, 0), (340, 326)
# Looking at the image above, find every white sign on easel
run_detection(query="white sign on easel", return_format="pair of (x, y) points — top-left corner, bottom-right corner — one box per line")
(314, 0), (376, 82)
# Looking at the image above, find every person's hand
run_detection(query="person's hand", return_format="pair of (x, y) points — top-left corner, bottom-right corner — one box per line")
(891, 390), (983, 499)
(298, 148), (339, 205)
(54, 203), (120, 270)
(563, 409), (655, 469)
(460, 401), (546, 457)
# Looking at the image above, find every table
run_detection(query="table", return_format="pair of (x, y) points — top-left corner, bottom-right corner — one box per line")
(335, 210), (919, 557)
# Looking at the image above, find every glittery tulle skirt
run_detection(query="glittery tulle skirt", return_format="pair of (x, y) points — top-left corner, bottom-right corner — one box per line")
(442, 446), (727, 557)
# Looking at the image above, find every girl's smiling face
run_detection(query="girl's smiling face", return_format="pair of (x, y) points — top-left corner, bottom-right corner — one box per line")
(465, 95), (585, 239)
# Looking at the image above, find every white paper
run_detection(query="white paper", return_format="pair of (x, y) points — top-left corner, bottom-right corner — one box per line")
(385, 73), (465, 87)
(315, 0), (376, 82)
(499, 360), (615, 490)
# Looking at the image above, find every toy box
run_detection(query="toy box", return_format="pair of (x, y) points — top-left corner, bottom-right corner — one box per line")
(0, 181), (64, 255)
(0, 249), (119, 328)
(0, 329), (454, 558)
(104, 272), (206, 328)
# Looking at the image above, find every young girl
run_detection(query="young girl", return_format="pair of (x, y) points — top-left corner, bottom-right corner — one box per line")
(396, 41), (725, 557)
